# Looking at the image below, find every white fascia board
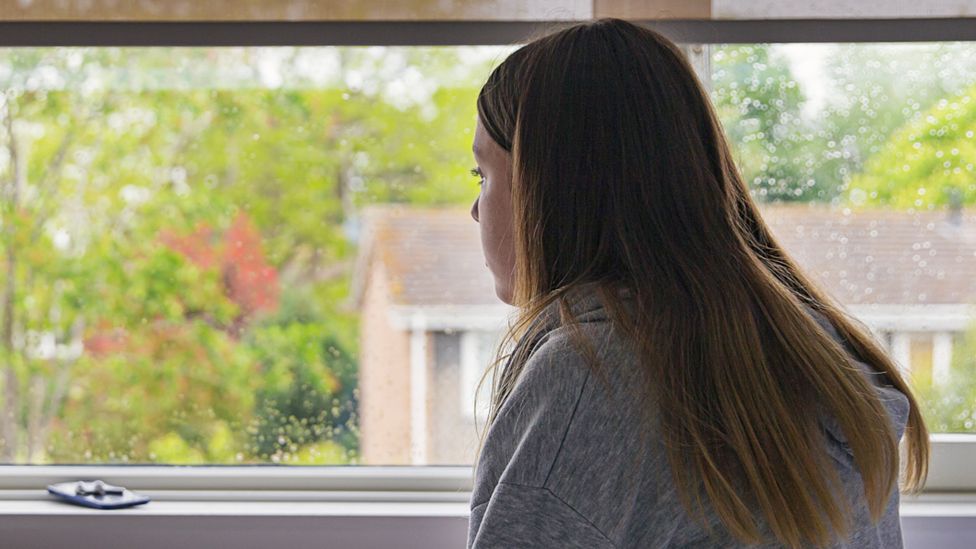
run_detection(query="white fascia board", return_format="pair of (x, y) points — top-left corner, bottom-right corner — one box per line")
(847, 304), (976, 332)
(388, 303), (975, 333)
(387, 305), (514, 332)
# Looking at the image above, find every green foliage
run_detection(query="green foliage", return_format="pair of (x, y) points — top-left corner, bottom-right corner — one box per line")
(247, 318), (358, 463)
(847, 86), (976, 208)
(713, 43), (976, 206)
(147, 422), (238, 464)
(6, 42), (974, 464)
(918, 325), (976, 433)
(818, 43), (976, 185)
(0, 46), (486, 464)
(712, 45), (825, 202)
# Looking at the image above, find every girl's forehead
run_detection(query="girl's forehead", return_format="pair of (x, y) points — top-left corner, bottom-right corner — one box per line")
(472, 119), (504, 160)
(472, 130), (489, 159)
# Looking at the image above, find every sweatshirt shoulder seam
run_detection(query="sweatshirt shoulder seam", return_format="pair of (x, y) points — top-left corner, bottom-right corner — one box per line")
(542, 364), (591, 487)
(468, 334), (591, 511)
(497, 481), (618, 548)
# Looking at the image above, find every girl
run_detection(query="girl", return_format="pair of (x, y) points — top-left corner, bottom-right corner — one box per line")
(467, 18), (928, 548)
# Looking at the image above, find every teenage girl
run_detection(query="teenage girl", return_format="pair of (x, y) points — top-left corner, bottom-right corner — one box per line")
(467, 18), (928, 548)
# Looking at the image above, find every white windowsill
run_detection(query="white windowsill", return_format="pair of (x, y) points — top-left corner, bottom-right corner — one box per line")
(0, 492), (973, 517)
(1, 435), (972, 492)
(0, 496), (469, 517)
(1, 492), (974, 549)
(0, 465), (475, 492)
(0, 494), (471, 549)
(0, 436), (972, 527)
(902, 493), (976, 517)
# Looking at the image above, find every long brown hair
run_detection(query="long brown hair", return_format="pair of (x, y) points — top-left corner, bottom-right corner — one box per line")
(473, 18), (928, 547)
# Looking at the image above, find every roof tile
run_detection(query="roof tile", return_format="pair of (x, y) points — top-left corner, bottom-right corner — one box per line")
(361, 205), (976, 307)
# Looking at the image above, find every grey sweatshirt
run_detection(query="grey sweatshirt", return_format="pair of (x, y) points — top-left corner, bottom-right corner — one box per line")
(467, 290), (909, 548)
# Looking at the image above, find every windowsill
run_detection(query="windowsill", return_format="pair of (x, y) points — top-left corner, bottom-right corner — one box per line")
(0, 491), (973, 517)
(0, 494), (469, 517)
(2, 451), (976, 549)
(1, 492), (975, 549)
(0, 491), (473, 549)
(901, 493), (976, 517)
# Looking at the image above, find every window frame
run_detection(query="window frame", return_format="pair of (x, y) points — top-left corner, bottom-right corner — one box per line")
(1, 18), (976, 47)
(0, 464), (473, 498)
(1, 16), (975, 496)
(0, 432), (971, 497)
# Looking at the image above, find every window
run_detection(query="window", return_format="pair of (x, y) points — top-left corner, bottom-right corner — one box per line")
(0, 45), (522, 467)
(1, 8), (975, 498)
(709, 42), (976, 441)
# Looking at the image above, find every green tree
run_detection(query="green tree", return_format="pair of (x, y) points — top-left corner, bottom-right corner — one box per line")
(918, 324), (976, 433)
(1, 46), (488, 464)
(846, 85), (976, 208)
(818, 43), (976, 186)
(712, 45), (822, 202)
(247, 321), (358, 463)
(712, 43), (976, 206)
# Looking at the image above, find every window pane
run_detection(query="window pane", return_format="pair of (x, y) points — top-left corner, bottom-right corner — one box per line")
(2, 40), (974, 469)
(711, 42), (976, 435)
(0, 45), (514, 465)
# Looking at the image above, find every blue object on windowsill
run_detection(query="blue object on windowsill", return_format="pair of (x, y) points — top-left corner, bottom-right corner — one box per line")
(47, 480), (150, 510)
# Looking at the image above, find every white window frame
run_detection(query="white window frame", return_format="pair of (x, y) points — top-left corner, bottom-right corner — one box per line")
(1, 18), (975, 517)
(0, 431), (970, 495)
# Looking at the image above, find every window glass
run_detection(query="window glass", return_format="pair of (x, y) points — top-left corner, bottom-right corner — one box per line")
(0, 46), (513, 465)
(1, 41), (974, 467)
(712, 42), (976, 436)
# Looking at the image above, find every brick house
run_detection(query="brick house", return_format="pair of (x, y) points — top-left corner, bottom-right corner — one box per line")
(352, 204), (976, 465)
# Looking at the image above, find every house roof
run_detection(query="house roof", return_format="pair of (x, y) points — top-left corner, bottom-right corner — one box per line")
(353, 204), (976, 308)
(761, 205), (976, 306)
(352, 206), (499, 308)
